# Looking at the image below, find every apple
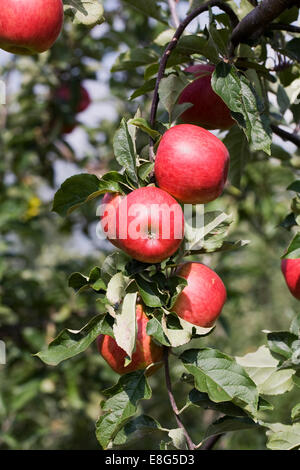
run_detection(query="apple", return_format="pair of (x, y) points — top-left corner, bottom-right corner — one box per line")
(155, 124), (230, 204)
(113, 186), (184, 263)
(99, 192), (123, 248)
(178, 64), (235, 130)
(55, 84), (91, 114)
(172, 262), (227, 327)
(281, 258), (300, 300)
(0, 0), (64, 55)
(97, 304), (163, 375)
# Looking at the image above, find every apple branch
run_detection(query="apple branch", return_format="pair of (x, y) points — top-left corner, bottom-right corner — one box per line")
(268, 23), (300, 33)
(149, 0), (239, 160)
(228, 0), (300, 57)
(163, 347), (196, 450)
(271, 124), (300, 148)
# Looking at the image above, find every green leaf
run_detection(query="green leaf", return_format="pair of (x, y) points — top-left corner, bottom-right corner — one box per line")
(138, 162), (155, 182)
(236, 346), (295, 395)
(223, 125), (251, 189)
(285, 39), (300, 62)
(35, 314), (111, 366)
(112, 48), (159, 72)
(106, 272), (128, 306)
(130, 79), (157, 100)
(187, 389), (247, 417)
(168, 428), (187, 450)
(68, 267), (106, 293)
(52, 172), (126, 217)
(128, 118), (161, 140)
(292, 403), (300, 423)
(95, 371), (152, 449)
(266, 331), (298, 362)
(63, 0), (105, 26)
(288, 181), (300, 194)
(135, 274), (164, 308)
(159, 73), (191, 123)
(113, 292), (137, 359)
(204, 416), (258, 441)
(113, 415), (165, 446)
(113, 119), (138, 185)
(290, 314), (300, 337)
(282, 233), (300, 259)
(146, 315), (171, 347)
(101, 252), (131, 284)
(122, 0), (168, 25)
(211, 62), (271, 155)
(180, 348), (259, 414)
(266, 422), (300, 450)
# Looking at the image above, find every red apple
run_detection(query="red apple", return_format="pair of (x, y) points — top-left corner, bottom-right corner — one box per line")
(172, 262), (227, 327)
(281, 258), (300, 300)
(100, 192), (124, 248)
(155, 124), (230, 204)
(114, 186), (184, 264)
(97, 304), (163, 375)
(178, 64), (235, 130)
(0, 0), (64, 55)
(56, 84), (91, 114)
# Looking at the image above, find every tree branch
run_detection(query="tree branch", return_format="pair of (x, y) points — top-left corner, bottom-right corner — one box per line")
(229, 0), (300, 57)
(268, 22), (300, 33)
(271, 124), (300, 147)
(199, 433), (223, 450)
(149, 0), (239, 157)
(168, 0), (180, 28)
(163, 347), (196, 450)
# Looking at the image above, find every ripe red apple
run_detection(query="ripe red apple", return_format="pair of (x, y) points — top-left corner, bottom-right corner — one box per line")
(178, 64), (235, 130)
(56, 84), (91, 114)
(100, 192), (124, 248)
(97, 304), (163, 375)
(172, 262), (227, 327)
(281, 258), (300, 300)
(114, 186), (184, 263)
(0, 0), (64, 55)
(155, 124), (230, 204)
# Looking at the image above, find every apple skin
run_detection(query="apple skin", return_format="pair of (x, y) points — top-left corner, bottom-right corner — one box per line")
(281, 258), (300, 300)
(97, 304), (163, 375)
(114, 186), (184, 264)
(155, 124), (230, 204)
(178, 64), (235, 130)
(172, 262), (227, 327)
(0, 0), (64, 55)
(56, 84), (91, 114)
(100, 192), (124, 248)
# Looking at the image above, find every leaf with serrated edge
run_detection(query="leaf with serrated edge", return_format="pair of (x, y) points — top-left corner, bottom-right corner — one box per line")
(95, 371), (152, 449)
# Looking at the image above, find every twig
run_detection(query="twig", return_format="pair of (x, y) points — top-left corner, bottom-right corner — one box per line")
(229, 0), (300, 57)
(149, 0), (239, 159)
(168, 0), (180, 28)
(163, 347), (196, 450)
(268, 22), (300, 33)
(271, 124), (300, 147)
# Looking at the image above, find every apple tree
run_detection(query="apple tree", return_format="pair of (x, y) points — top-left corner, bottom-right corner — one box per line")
(1, 0), (300, 450)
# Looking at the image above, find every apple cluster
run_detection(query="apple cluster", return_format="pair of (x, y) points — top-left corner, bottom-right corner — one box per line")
(98, 67), (232, 374)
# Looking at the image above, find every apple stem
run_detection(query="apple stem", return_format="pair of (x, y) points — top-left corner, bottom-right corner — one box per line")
(149, 1), (238, 160)
(163, 346), (196, 450)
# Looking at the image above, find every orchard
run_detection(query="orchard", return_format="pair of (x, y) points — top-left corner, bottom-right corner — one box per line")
(1, 0), (300, 452)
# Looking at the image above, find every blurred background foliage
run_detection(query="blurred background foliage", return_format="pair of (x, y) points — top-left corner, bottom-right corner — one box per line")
(0, 0), (300, 450)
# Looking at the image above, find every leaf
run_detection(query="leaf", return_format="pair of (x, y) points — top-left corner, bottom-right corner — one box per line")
(63, 0), (105, 26)
(113, 292), (137, 359)
(52, 172), (126, 217)
(211, 62), (272, 155)
(113, 415), (165, 446)
(290, 314), (300, 337)
(285, 38), (300, 62)
(95, 371), (152, 449)
(180, 348), (259, 414)
(223, 125), (251, 189)
(113, 119), (138, 185)
(288, 181), (300, 194)
(187, 389), (247, 417)
(138, 162), (155, 182)
(101, 252), (131, 284)
(130, 79), (157, 100)
(266, 331), (298, 362)
(122, 0), (168, 25)
(135, 274), (164, 308)
(266, 422), (300, 450)
(106, 272), (127, 306)
(168, 428), (187, 450)
(146, 316), (171, 347)
(112, 48), (158, 72)
(68, 267), (106, 293)
(204, 416), (258, 441)
(128, 118), (161, 140)
(282, 233), (300, 259)
(159, 73), (191, 122)
(292, 403), (300, 423)
(35, 314), (112, 366)
(235, 346), (295, 395)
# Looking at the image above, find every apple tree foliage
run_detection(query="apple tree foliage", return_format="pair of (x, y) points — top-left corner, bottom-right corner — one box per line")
(1, 0), (300, 450)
